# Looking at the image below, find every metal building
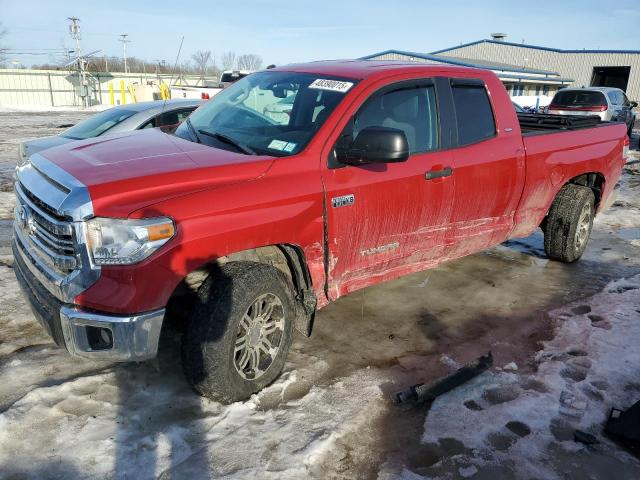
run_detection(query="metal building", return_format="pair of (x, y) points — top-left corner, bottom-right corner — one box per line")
(363, 34), (640, 100)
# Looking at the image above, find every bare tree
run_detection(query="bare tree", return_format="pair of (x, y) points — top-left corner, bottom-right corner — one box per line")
(191, 50), (212, 82)
(221, 51), (237, 71)
(0, 23), (8, 68)
(237, 53), (263, 71)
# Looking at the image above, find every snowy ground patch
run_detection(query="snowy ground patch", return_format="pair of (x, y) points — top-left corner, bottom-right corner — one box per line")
(0, 341), (388, 479)
(400, 275), (640, 479)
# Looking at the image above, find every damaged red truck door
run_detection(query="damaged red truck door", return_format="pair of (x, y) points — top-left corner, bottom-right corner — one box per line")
(13, 61), (627, 404)
(322, 78), (455, 297)
(446, 78), (527, 257)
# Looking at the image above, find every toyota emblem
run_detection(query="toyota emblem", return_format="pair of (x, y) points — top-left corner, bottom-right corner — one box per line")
(19, 205), (36, 235)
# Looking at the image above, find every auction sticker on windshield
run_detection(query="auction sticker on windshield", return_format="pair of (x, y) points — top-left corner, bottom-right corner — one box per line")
(268, 139), (297, 152)
(309, 79), (354, 93)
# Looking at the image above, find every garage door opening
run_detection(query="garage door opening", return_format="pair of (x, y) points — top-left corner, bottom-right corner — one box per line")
(590, 66), (631, 91)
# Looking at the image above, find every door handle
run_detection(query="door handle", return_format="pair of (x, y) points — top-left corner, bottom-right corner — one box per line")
(425, 166), (453, 180)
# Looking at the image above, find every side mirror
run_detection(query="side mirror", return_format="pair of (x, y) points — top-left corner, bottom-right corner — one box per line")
(631, 101), (638, 108)
(336, 126), (409, 166)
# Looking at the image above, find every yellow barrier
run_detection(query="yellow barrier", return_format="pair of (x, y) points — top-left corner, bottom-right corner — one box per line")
(127, 83), (137, 103)
(120, 80), (126, 105)
(159, 82), (170, 100)
(109, 82), (115, 106)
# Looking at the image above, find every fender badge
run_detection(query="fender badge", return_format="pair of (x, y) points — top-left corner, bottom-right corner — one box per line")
(332, 194), (355, 208)
(360, 242), (400, 256)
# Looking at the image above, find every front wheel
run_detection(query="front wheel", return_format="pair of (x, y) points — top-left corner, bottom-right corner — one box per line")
(543, 184), (595, 263)
(182, 262), (295, 403)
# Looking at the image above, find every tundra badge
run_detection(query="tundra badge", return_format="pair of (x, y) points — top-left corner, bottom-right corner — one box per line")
(332, 194), (355, 208)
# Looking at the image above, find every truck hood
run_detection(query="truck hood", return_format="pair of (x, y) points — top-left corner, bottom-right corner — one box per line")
(40, 128), (275, 217)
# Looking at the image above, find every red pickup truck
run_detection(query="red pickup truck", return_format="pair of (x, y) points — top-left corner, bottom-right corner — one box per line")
(13, 61), (628, 402)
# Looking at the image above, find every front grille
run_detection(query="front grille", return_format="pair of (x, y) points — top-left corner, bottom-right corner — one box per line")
(14, 180), (77, 276)
(13, 241), (66, 348)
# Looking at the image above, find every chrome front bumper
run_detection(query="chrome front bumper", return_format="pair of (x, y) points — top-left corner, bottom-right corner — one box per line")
(13, 239), (164, 362)
(60, 307), (164, 362)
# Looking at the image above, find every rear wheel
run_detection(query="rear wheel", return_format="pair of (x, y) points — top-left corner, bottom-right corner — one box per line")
(182, 262), (295, 403)
(543, 184), (595, 263)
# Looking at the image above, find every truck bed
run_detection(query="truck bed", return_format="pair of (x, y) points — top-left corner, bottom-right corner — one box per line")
(517, 112), (605, 135)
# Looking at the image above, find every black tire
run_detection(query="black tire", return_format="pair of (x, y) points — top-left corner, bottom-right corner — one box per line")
(182, 261), (295, 403)
(543, 184), (595, 263)
(628, 118), (635, 138)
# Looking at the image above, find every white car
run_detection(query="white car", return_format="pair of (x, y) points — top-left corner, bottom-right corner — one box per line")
(547, 87), (636, 136)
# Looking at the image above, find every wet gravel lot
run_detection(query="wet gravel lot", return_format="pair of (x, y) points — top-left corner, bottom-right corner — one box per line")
(0, 111), (639, 479)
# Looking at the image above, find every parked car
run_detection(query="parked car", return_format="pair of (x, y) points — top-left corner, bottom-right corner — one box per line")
(13, 62), (628, 403)
(219, 69), (252, 87)
(18, 99), (203, 164)
(171, 70), (256, 101)
(547, 87), (636, 136)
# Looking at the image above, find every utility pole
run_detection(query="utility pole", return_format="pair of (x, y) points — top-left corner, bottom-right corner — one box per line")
(68, 17), (88, 107)
(118, 34), (130, 74)
(68, 17), (81, 60)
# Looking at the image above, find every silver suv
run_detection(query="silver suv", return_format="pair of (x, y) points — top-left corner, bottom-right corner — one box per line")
(548, 87), (636, 136)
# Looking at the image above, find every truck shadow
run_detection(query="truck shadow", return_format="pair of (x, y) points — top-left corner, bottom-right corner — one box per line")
(111, 249), (228, 479)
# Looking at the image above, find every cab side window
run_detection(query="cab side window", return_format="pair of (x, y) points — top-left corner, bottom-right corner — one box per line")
(156, 109), (195, 132)
(451, 82), (496, 145)
(353, 85), (439, 154)
(157, 111), (180, 128)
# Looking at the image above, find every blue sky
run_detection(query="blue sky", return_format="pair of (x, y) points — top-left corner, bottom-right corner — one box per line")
(2, 0), (640, 67)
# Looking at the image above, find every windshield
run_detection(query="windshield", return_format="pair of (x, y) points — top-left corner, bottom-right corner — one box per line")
(62, 108), (136, 140)
(551, 90), (607, 108)
(175, 71), (357, 156)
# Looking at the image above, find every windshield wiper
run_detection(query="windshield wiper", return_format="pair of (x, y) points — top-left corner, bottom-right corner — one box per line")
(185, 118), (201, 143)
(197, 129), (256, 155)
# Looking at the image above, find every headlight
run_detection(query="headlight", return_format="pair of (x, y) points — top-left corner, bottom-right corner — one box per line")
(17, 143), (29, 168)
(86, 217), (175, 265)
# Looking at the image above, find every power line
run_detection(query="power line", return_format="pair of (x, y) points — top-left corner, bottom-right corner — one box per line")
(5, 48), (70, 52)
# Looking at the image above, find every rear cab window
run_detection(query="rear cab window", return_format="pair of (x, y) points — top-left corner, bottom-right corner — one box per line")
(450, 79), (496, 146)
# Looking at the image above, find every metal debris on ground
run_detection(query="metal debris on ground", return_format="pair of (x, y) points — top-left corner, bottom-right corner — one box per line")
(573, 430), (600, 446)
(393, 352), (493, 405)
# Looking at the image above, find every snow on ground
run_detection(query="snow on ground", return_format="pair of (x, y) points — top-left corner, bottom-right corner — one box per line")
(3, 272), (640, 479)
(393, 274), (640, 480)
(0, 354), (386, 479)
